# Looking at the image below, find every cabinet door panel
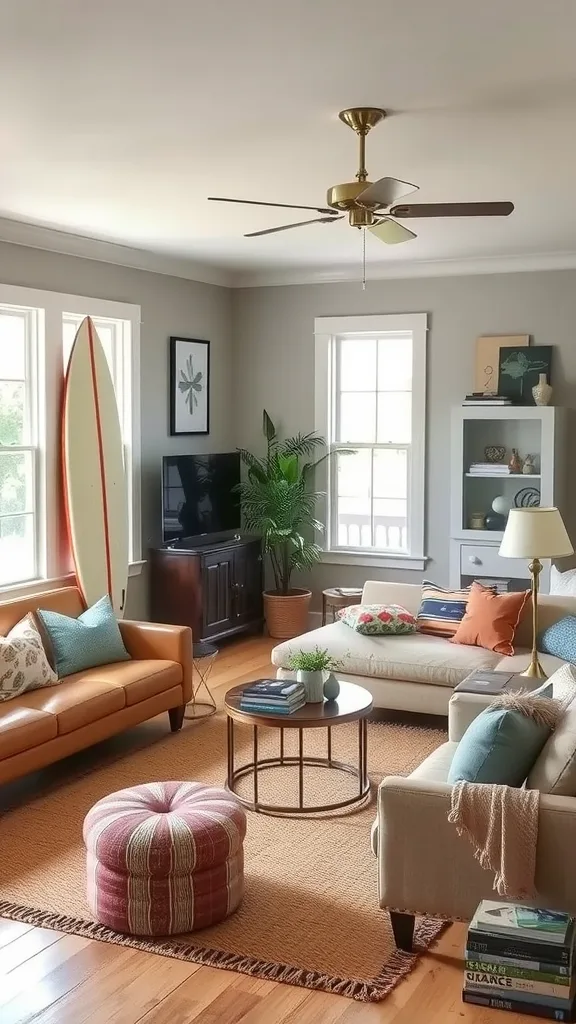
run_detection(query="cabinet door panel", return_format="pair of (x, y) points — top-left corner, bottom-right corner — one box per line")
(233, 543), (263, 624)
(202, 551), (235, 636)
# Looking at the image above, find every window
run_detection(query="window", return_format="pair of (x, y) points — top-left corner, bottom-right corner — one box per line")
(314, 314), (427, 569)
(0, 286), (141, 592)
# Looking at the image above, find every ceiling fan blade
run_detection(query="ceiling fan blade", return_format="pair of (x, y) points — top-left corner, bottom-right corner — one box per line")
(390, 201), (514, 218)
(208, 196), (337, 216)
(356, 177), (419, 209)
(245, 216), (343, 238)
(369, 218), (417, 245)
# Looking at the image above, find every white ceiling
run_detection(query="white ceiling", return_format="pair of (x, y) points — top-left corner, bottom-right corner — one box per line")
(2, 0), (576, 284)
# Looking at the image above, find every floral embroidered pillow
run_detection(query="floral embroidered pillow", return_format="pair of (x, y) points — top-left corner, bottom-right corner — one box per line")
(0, 614), (58, 702)
(338, 603), (417, 636)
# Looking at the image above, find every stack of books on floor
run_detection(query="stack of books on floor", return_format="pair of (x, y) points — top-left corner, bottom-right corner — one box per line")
(463, 393), (513, 406)
(464, 901), (576, 1020)
(469, 462), (510, 475)
(239, 679), (307, 715)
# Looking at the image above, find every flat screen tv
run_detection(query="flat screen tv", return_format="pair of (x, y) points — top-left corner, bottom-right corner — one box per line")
(162, 452), (241, 543)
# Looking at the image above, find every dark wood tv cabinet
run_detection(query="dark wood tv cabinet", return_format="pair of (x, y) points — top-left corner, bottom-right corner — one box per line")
(150, 535), (263, 643)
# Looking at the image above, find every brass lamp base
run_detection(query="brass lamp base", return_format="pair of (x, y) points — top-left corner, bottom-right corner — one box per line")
(520, 557), (547, 681)
(520, 657), (547, 681)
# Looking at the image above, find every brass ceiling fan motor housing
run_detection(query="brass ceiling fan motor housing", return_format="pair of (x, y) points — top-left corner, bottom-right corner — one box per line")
(327, 107), (387, 226)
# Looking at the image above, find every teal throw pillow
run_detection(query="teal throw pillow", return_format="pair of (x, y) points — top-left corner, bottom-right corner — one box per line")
(38, 595), (130, 679)
(539, 616), (576, 664)
(447, 696), (558, 786)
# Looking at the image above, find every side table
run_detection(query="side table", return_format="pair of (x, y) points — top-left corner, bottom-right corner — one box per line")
(322, 587), (363, 625)
(184, 642), (218, 721)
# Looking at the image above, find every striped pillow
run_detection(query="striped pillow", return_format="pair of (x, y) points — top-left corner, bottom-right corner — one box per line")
(417, 581), (472, 638)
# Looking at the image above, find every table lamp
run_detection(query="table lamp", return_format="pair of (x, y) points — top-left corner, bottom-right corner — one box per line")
(499, 507), (574, 679)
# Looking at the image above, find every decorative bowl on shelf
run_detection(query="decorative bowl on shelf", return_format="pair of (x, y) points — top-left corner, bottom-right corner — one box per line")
(484, 445), (506, 463)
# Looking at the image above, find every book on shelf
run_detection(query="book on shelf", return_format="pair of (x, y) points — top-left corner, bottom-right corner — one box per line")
(462, 990), (575, 1020)
(472, 903), (574, 945)
(463, 399), (513, 406)
(475, 577), (510, 593)
(454, 671), (516, 695)
(468, 463), (510, 473)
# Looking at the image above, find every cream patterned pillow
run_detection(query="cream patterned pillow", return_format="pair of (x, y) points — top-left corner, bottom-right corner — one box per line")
(0, 614), (58, 702)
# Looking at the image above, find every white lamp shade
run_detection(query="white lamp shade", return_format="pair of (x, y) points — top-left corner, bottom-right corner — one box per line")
(499, 507), (574, 559)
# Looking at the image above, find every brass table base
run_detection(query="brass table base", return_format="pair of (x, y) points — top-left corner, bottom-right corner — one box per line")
(226, 718), (370, 817)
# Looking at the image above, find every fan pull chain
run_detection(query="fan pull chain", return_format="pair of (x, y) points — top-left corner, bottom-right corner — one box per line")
(362, 228), (366, 290)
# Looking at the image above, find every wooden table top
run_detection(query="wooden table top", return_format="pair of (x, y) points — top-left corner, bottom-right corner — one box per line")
(224, 680), (373, 729)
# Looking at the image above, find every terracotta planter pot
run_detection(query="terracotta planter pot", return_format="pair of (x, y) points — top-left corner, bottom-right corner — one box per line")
(263, 589), (312, 640)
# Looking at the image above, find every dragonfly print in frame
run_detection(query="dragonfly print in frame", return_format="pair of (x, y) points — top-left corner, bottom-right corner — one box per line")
(179, 354), (203, 412)
(170, 337), (210, 435)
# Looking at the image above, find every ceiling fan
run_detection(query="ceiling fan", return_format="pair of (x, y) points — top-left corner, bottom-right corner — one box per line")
(207, 106), (514, 245)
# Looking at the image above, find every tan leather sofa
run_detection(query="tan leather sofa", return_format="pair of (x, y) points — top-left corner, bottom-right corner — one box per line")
(0, 586), (193, 785)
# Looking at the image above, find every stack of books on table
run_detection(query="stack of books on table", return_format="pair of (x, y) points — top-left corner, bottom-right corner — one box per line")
(239, 679), (306, 715)
(463, 901), (576, 1020)
(469, 462), (511, 475)
(463, 393), (513, 406)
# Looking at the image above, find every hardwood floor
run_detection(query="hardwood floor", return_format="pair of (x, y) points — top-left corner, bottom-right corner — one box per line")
(0, 636), (532, 1023)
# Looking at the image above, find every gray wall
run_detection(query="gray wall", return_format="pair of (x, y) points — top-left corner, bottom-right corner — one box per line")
(232, 270), (576, 606)
(0, 241), (233, 619)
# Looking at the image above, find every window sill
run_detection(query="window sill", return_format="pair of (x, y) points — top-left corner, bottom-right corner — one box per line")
(0, 561), (147, 602)
(320, 550), (428, 571)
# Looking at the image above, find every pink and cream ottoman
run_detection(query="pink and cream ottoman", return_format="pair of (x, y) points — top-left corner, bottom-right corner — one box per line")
(83, 780), (246, 936)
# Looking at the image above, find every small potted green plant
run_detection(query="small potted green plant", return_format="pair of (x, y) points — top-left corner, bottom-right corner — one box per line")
(288, 647), (339, 703)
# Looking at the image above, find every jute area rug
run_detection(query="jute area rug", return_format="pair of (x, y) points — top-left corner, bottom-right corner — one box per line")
(0, 707), (446, 1002)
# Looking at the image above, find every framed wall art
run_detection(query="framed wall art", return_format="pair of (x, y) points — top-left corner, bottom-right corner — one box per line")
(474, 335), (529, 394)
(169, 337), (210, 435)
(498, 345), (553, 405)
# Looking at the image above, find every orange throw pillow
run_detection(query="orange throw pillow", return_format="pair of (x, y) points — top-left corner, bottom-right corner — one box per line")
(450, 583), (530, 656)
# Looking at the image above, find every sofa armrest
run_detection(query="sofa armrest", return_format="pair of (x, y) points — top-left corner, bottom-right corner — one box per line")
(448, 691), (497, 742)
(119, 620), (193, 704)
(377, 775), (576, 920)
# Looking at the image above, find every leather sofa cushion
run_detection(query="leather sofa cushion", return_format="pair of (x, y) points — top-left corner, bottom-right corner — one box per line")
(14, 679), (126, 735)
(0, 706), (58, 759)
(73, 660), (183, 706)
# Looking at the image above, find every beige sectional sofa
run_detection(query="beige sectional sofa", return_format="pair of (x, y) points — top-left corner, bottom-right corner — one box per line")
(272, 580), (576, 715)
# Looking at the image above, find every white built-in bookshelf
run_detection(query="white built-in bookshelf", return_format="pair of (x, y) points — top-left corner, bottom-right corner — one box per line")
(450, 406), (566, 592)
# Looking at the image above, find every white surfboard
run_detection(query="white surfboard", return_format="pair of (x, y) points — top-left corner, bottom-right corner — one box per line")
(62, 317), (129, 616)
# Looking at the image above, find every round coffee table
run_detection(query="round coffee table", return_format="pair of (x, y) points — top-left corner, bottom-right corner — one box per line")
(224, 681), (373, 816)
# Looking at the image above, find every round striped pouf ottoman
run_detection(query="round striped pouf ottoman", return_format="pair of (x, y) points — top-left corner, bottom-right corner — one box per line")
(83, 781), (246, 936)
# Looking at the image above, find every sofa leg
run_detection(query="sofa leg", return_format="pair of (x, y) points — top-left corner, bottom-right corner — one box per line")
(168, 705), (186, 732)
(390, 911), (415, 952)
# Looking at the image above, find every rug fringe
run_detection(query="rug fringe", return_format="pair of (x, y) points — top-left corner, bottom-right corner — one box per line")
(0, 900), (447, 1003)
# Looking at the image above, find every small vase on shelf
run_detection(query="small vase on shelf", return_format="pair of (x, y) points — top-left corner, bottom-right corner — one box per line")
(509, 449), (522, 474)
(523, 454), (536, 475)
(532, 373), (553, 407)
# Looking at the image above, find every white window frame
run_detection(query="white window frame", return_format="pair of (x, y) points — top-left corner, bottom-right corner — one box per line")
(314, 313), (427, 571)
(0, 284), (142, 599)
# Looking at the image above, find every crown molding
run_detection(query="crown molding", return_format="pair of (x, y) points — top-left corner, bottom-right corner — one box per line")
(1, 214), (575, 291)
(0, 216), (234, 288)
(232, 250), (576, 288)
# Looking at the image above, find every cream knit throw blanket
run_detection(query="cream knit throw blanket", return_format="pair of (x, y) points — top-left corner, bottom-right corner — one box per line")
(447, 690), (563, 900)
(448, 781), (539, 899)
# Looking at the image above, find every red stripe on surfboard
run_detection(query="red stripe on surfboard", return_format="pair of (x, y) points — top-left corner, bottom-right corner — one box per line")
(87, 318), (114, 601)
(61, 336), (83, 604)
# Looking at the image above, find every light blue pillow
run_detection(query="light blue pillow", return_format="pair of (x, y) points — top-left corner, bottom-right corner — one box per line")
(447, 705), (552, 786)
(539, 616), (576, 664)
(38, 595), (130, 678)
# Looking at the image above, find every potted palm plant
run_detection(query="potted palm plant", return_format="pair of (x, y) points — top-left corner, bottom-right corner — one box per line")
(236, 411), (330, 639)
